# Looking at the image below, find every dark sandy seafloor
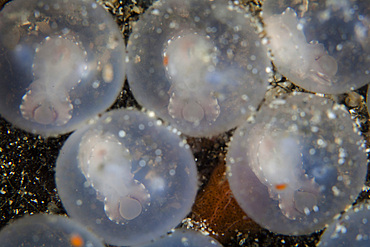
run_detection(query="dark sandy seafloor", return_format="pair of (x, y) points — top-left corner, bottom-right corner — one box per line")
(0, 0), (369, 246)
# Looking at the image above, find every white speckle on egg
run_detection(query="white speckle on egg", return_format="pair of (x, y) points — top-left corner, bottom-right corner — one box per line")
(118, 130), (126, 138)
(92, 80), (100, 89)
(169, 169), (176, 176)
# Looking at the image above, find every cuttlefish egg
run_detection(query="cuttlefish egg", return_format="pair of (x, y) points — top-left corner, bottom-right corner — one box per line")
(127, 0), (270, 137)
(0, 214), (105, 247)
(226, 93), (367, 235)
(262, 0), (369, 94)
(319, 203), (370, 247)
(0, 0), (126, 137)
(137, 228), (223, 247)
(55, 109), (198, 246)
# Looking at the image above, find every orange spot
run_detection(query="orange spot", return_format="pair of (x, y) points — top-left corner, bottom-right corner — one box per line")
(70, 233), (84, 247)
(275, 183), (287, 190)
(190, 148), (260, 245)
(163, 55), (168, 66)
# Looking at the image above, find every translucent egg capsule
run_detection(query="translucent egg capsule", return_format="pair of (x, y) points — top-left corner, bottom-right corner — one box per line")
(137, 228), (223, 247)
(127, 0), (271, 137)
(55, 109), (198, 246)
(262, 0), (369, 94)
(226, 93), (367, 235)
(319, 203), (370, 247)
(0, 0), (126, 137)
(0, 214), (104, 247)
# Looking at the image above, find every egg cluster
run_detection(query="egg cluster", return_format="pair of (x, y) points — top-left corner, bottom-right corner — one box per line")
(0, 0), (369, 246)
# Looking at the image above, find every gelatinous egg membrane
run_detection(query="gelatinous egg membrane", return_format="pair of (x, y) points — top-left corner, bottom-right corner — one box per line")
(263, 0), (369, 94)
(227, 93), (367, 235)
(319, 203), (370, 247)
(137, 228), (223, 247)
(56, 109), (198, 246)
(0, 0), (126, 137)
(127, 0), (271, 137)
(0, 214), (105, 247)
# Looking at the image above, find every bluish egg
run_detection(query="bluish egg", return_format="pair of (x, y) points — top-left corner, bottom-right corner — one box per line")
(0, 214), (105, 247)
(226, 93), (367, 235)
(55, 109), (198, 246)
(262, 0), (369, 94)
(127, 0), (271, 137)
(0, 0), (126, 137)
(319, 203), (370, 247)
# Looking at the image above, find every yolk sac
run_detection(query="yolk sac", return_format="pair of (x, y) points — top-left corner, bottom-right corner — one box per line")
(262, 0), (369, 94)
(226, 93), (367, 235)
(55, 109), (198, 246)
(127, 0), (271, 137)
(137, 228), (223, 247)
(319, 203), (370, 247)
(0, 0), (126, 137)
(0, 214), (105, 247)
